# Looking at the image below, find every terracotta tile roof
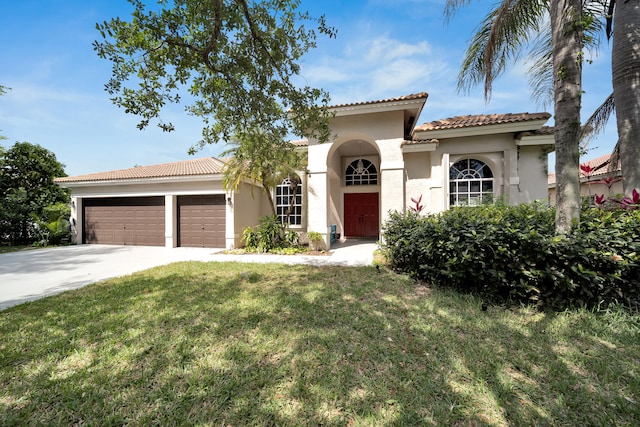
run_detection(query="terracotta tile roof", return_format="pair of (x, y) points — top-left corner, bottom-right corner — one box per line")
(290, 139), (309, 147)
(415, 112), (551, 132)
(329, 92), (428, 109)
(548, 153), (620, 185)
(580, 153), (620, 179)
(55, 157), (227, 183)
(581, 153), (613, 173)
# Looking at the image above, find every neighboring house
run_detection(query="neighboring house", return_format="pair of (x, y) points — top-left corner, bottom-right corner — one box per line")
(548, 153), (622, 205)
(56, 92), (554, 249)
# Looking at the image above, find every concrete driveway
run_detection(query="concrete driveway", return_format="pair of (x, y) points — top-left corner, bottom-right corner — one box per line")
(0, 245), (224, 310)
(0, 242), (376, 310)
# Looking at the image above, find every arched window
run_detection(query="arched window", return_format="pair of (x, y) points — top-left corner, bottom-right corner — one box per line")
(345, 159), (378, 186)
(449, 159), (494, 206)
(276, 176), (302, 225)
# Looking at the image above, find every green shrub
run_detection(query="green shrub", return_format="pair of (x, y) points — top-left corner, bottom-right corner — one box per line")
(284, 229), (299, 246)
(242, 215), (301, 252)
(256, 215), (281, 252)
(307, 231), (323, 250)
(382, 203), (640, 311)
(242, 226), (258, 249)
(30, 202), (71, 246)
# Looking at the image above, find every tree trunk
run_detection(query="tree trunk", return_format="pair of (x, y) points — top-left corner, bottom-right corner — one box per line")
(262, 176), (277, 217)
(612, 0), (640, 194)
(551, 0), (583, 234)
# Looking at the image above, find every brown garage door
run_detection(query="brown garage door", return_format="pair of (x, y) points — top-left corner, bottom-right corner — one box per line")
(178, 195), (226, 248)
(83, 197), (165, 246)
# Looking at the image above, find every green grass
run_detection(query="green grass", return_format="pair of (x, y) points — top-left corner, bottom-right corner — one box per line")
(1, 262), (639, 426)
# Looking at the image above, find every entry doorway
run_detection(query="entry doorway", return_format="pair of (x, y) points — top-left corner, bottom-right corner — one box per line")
(344, 193), (379, 239)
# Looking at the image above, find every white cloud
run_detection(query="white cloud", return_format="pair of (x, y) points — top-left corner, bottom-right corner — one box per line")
(299, 64), (350, 85)
(364, 37), (432, 62)
(303, 34), (447, 103)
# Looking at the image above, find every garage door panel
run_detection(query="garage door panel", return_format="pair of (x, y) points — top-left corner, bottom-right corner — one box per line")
(83, 197), (165, 246)
(178, 195), (225, 248)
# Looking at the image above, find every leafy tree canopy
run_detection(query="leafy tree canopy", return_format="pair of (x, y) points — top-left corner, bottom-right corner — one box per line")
(0, 142), (69, 245)
(94, 0), (336, 153)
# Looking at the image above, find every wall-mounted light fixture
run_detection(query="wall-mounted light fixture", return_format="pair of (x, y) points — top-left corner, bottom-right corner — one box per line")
(227, 196), (232, 206)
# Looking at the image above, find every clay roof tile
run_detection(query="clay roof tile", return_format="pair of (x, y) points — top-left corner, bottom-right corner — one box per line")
(415, 112), (551, 132)
(55, 157), (227, 183)
(329, 92), (428, 109)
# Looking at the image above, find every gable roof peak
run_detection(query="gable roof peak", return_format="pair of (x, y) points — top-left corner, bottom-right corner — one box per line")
(329, 92), (428, 110)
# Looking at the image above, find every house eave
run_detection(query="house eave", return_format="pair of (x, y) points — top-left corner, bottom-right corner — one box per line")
(401, 141), (438, 153)
(414, 119), (550, 140)
(57, 174), (225, 188)
(332, 97), (427, 117)
(515, 134), (555, 146)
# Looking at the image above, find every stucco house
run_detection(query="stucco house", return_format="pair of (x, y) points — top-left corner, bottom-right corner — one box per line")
(548, 153), (622, 205)
(56, 92), (554, 249)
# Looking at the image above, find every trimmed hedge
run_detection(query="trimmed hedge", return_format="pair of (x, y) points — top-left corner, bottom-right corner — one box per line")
(382, 202), (640, 310)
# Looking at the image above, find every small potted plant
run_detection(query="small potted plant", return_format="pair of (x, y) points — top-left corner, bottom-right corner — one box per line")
(306, 231), (324, 251)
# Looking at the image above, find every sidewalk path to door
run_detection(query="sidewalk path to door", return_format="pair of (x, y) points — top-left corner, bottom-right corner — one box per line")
(0, 241), (377, 310)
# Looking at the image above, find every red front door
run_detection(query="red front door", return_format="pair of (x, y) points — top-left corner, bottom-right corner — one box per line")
(344, 193), (379, 239)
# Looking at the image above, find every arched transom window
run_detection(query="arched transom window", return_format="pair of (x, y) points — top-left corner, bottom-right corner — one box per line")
(276, 176), (302, 225)
(345, 159), (378, 186)
(449, 159), (494, 206)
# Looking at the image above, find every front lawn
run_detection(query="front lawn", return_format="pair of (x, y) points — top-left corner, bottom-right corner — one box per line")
(1, 262), (638, 425)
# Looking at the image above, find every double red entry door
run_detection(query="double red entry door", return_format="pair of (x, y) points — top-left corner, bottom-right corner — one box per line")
(344, 193), (379, 239)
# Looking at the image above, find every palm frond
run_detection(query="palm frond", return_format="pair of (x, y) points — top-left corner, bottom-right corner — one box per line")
(527, 30), (554, 107)
(443, 0), (475, 23)
(456, 0), (548, 100)
(220, 127), (301, 196)
(580, 93), (615, 149)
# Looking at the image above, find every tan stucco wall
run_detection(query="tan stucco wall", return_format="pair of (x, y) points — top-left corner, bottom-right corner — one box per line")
(404, 151), (431, 211)
(230, 182), (271, 248)
(402, 135), (551, 213)
(307, 171), (329, 244)
(548, 179), (623, 206)
(516, 145), (550, 204)
(311, 110), (405, 146)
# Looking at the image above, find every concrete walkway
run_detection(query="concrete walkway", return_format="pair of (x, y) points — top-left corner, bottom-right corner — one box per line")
(0, 241), (377, 310)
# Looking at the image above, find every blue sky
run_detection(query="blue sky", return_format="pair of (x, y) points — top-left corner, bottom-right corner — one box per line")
(0, 0), (616, 176)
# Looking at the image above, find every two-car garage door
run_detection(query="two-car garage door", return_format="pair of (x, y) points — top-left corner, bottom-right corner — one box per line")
(83, 197), (165, 246)
(83, 195), (226, 247)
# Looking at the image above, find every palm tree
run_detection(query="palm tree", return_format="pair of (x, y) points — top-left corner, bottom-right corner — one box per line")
(221, 127), (304, 217)
(608, 0), (640, 193)
(445, 0), (585, 233)
(559, 1), (640, 194)
(551, 0), (584, 233)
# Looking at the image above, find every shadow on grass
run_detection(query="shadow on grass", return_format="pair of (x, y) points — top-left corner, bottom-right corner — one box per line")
(1, 262), (639, 425)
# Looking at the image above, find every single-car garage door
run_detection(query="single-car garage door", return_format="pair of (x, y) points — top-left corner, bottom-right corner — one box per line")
(178, 195), (226, 248)
(83, 197), (165, 246)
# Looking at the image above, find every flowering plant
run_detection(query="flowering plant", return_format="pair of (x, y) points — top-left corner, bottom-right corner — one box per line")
(595, 188), (640, 210)
(580, 163), (594, 179)
(409, 195), (424, 213)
